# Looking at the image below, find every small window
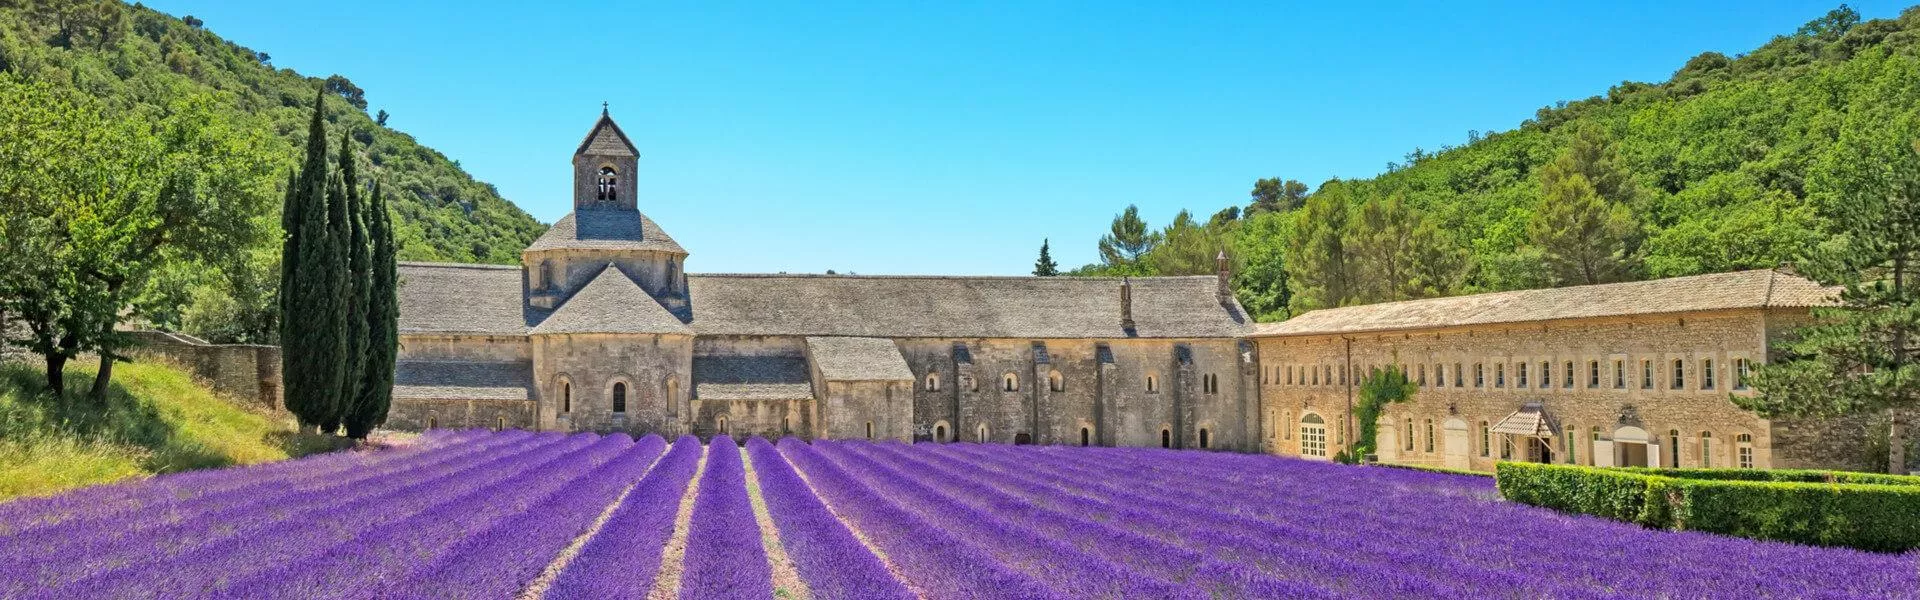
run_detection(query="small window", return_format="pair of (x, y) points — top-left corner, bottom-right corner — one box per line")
(1049, 371), (1064, 392)
(495, 417), (506, 431)
(1146, 374), (1160, 393)
(1433, 364), (1445, 387)
(1324, 365), (1332, 386)
(1496, 363), (1507, 388)
(926, 372), (941, 392)
(1311, 367), (1319, 386)
(596, 166), (619, 201)
(1202, 373), (1219, 395)
(1641, 360), (1654, 390)
(1416, 364), (1427, 386)
(1734, 359), (1751, 390)
(1474, 363), (1485, 388)
(1671, 359), (1685, 390)
(1517, 362), (1529, 388)
(1404, 418), (1415, 451)
(977, 423), (989, 442)
(1567, 423), (1578, 464)
(1735, 433), (1754, 468)
(562, 381), (572, 413)
(1702, 359), (1716, 390)
(1080, 427), (1091, 447)
(1002, 372), (1019, 392)
(612, 382), (627, 414)
(1454, 363), (1464, 388)
(784, 417), (793, 435)
(1478, 421), (1490, 457)
(1669, 429), (1681, 467)
(1286, 366), (1294, 385)
(426, 416), (437, 429)
(1588, 360), (1600, 388)
(1423, 419), (1434, 453)
(1700, 431), (1714, 467)
(1160, 428), (1172, 449)
(935, 423), (946, 442)
(666, 377), (680, 418)
(1562, 429), (1573, 463)
(866, 422), (874, 439)
(717, 415), (729, 435)
(1563, 361), (1574, 388)
(1199, 428), (1211, 449)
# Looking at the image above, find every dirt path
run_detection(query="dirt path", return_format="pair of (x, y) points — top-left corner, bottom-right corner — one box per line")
(742, 447), (812, 600)
(646, 445), (707, 600)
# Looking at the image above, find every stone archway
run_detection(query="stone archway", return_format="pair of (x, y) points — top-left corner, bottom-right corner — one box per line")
(1611, 425), (1655, 468)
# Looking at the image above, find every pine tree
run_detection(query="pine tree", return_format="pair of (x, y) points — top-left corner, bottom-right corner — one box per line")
(1285, 186), (1354, 313)
(1528, 126), (1642, 285)
(1032, 239), (1059, 276)
(1097, 205), (1159, 274)
(338, 130), (369, 434)
(1742, 68), (1920, 474)
(347, 182), (397, 439)
(282, 87), (342, 432)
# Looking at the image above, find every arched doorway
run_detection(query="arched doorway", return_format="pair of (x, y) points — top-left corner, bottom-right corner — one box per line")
(1160, 428), (1172, 449)
(1014, 432), (1032, 445)
(1612, 426), (1654, 467)
(1198, 428), (1211, 449)
(1080, 427), (1091, 447)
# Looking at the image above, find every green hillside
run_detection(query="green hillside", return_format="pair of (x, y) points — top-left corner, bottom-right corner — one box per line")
(0, 1), (543, 341)
(0, 360), (337, 502)
(1084, 5), (1920, 321)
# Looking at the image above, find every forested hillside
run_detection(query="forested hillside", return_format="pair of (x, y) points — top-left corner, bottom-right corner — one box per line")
(0, 0), (543, 341)
(1076, 5), (1920, 322)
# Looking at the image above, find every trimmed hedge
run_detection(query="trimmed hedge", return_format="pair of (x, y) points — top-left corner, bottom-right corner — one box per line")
(1371, 462), (1494, 478)
(1496, 462), (1920, 552)
(1613, 467), (1920, 487)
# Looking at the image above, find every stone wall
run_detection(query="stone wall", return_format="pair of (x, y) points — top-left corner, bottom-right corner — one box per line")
(385, 396), (537, 430)
(533, 332), (692, 434)
(126, 330), (281, 411)
(1255, 309), (1787, 471)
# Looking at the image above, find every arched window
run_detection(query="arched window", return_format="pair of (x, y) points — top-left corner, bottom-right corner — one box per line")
(1699, 431), (1714, 467)
(495, 416), (506, 431)
(612, 382), (627, 414)
(561, 379), (572, 413)
(866, 422), (874, 439)
(1299, 414), (1328, 458)
(925, 372), (940, 392)
(596, 166), (618, 201)
(1735, 433), (1754, 468)
(1160, 428), (1172, 449)
(665, 377), (680, 418)
(783, 417), (792, 435)
(935, 424), (947, 442)
(1002, 372), (1019, 392)
(426, 416), (437, 429)
(1423, 419), (1434, 452)
(1199, 428), (1211, 449)
(1049, 370), (1064, 392)
(1671, 359), (1686, 390)
(1080, 427), (1091, 447)
(717, 415), (730, 435)
(976, 423), (989, 442)
(1146, 374), (1160, 393)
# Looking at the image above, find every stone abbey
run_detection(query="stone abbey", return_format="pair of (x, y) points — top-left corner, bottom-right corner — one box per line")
(390, 111), (1876, 472)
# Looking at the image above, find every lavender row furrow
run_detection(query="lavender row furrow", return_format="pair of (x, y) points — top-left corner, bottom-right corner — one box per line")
(46, 432), (597, 599)
(0, 429), (528, 566)
(215, 433), (638, 599)
(396, 434), (669, 599)
(0, 431), (559, 596)
(677, 436), (774, 599)
(544, 435), (704, 600)
(744, 437), (911, 600)
(776, 438), (1058, 599)
(851, 441), (1324, 599)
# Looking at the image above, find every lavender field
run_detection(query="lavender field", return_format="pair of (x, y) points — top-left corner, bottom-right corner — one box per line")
(1, 430), (1914, 599)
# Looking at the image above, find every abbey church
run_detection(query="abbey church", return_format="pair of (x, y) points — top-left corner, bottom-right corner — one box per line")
(390, 111), (1261, 450)
(391, 111), (1888, 472)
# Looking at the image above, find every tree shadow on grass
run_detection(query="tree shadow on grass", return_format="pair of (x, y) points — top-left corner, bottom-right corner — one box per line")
(1, 362), (257, 474)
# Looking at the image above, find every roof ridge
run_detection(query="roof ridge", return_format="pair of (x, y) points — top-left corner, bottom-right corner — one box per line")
(399, 261), (519, 270)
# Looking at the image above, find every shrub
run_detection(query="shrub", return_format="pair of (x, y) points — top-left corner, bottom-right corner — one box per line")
(1497, 462), (1920, 552)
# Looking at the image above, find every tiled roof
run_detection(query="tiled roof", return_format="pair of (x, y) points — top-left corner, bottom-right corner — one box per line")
(397, 262), (542, 335)
(692, 355), (813, 400)
(1253, 269), (1839, 338)
(575, 112), (637, 157)
(393, 360), (532, 401)
(686, 274), (1250, 339)
(1490, 402), (1558, 438)
(532, 265), (690, 335)
(525, 209), (686, 254)
(805, 337), (913, 381)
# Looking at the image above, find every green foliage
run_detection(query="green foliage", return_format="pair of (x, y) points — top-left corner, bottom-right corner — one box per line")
(1246, 177), (1309, 215)
(1032, 238), (1058, 276)
(1497, 461), (1920, 552)
(1613, 467), (1920, 486)
(1371, 462), (1493, 478)
(1742, 41), (1920, 474)
(1146, 210), (1236, 276)
(0, 359), (338, 502)
(1528, 124), (1643, 285)
(280, 89), (347, 433)
(346, 182), (398, 439)
(1352, 365), (1416, 458)
(1095, 204), (1159, 275)
(0, 2), (544, 343)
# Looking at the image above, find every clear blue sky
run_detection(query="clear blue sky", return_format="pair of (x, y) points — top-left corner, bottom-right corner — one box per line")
(148, 1), (1909, 275)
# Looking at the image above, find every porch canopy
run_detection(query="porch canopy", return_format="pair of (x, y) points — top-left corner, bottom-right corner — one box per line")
(1490, 401), (1559, 439)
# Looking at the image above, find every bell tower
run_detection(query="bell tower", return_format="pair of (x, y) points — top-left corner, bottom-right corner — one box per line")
(573, 105), (639, 211)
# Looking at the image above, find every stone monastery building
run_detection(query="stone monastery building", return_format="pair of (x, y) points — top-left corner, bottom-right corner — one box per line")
(393, 111), (1862, 471)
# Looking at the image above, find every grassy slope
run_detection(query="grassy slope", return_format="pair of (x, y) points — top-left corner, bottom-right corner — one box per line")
(0, 360), (335, 502)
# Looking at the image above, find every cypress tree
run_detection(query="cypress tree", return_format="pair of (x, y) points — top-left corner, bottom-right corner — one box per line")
(347, 182), (398, 439)
(339, 130), (370, 434)
(314, 167), (351, 435)
(280, 85), (341, 430)
(276, 169), (299, 340)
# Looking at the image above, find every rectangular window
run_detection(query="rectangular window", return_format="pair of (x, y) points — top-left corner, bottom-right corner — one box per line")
(1641, 360), (1654, 390)
(1312, 367), (1319, 386)
(1563, 361), (1574, 388)
(1734, 359), (1750, 390)
(1424, 419), (1435, 453)
(1671, 359), (1685, 390)
(1474, 363), (1485, 388)
(1588, 360), (1600, 388)
(1613, 360), (1625, 389)
(1479, 422), (1490, 457)
(1516, 363), (1527, 388)
(1417, 364), (1427, 386)
(1496, 364), (1506, 388)
(1339, 365), (1347, 386)
(1539, 361), (1550, 388)
(1434, 363), (1445, 387)
(1404, 418), (1415, 451)
(1455, 364), (1464, 388)
(1702, 359), (1716, 390)
(1566, 425), (1578, 465)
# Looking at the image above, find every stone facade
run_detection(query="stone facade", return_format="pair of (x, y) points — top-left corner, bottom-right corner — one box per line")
(127, 330), (281, 411)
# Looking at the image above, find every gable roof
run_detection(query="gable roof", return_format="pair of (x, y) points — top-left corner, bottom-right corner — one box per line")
(397, 262), (542, 335)
(575, 111), (638, 157)
(806, 337), (914, 381)
(1253, 269), (1838, 338)
(685, 274), (1249, 339)
(532, 264), (690, 335)
(526, 209), (687, 254)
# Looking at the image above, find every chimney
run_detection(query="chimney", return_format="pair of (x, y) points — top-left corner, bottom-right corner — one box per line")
(1120, 277), (1135, 331)
(1216, 250), (1232, 306)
